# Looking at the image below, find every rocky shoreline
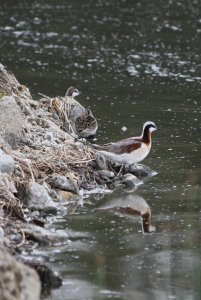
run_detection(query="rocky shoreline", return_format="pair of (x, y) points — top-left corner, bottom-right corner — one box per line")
(0, 64), (156, 299)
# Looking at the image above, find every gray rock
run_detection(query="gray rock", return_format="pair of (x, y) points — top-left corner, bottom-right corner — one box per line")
(0, 227), (4, 241)
(0, 244), (41, 300)
(98, 170), (115, 179)
(26, 182), (57, 213)
(125, 163), (158, 179)
(45, 119), (74, 141)
(122, 173), (143, 190)
(0, 149), (14, 174)
(44, 131), (54, 142)
(51, 174), (78, 193)
(0, 96), (25, 147)
(21, 223), (68, 245)
(22, 260), (62, 290)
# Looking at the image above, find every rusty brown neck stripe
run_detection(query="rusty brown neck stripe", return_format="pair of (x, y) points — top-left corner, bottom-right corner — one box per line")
(142, 127), (151, 144)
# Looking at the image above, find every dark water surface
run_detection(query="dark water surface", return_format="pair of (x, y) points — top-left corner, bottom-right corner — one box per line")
(1, 0), (201, 299)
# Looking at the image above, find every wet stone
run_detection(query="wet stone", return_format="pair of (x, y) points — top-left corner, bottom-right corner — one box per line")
(26, 182), (57, 214)
(21, 223), (68, 245)
(124, 163), (157, 179)
(23, 260), (62, 290)
(122, 173), (143, 189)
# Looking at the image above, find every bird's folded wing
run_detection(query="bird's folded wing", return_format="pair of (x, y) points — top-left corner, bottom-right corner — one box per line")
(94, 138), (142, 154)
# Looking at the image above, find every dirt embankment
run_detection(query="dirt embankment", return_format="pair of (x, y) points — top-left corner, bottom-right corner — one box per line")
(0, 63), (120, 299)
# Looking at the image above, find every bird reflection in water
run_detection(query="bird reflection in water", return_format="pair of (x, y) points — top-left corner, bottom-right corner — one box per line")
(95, 193), (155, 234)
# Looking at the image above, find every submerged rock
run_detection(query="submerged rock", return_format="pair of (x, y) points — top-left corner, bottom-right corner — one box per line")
(0, 243), (41, 300)
(0, 149), (15, 174)
(122, 173), (143, 190)
(21, 223), (68, 245)
(26, 182), (57, 213)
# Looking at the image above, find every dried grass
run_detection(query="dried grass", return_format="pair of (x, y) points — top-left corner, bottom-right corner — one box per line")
(0, 173), (25, 221)
(17, 141), (95, 177)
(41, 96), (76, 136)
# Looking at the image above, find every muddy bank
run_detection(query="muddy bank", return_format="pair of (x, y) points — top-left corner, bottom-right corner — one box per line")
(0, 64), (156, 298)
